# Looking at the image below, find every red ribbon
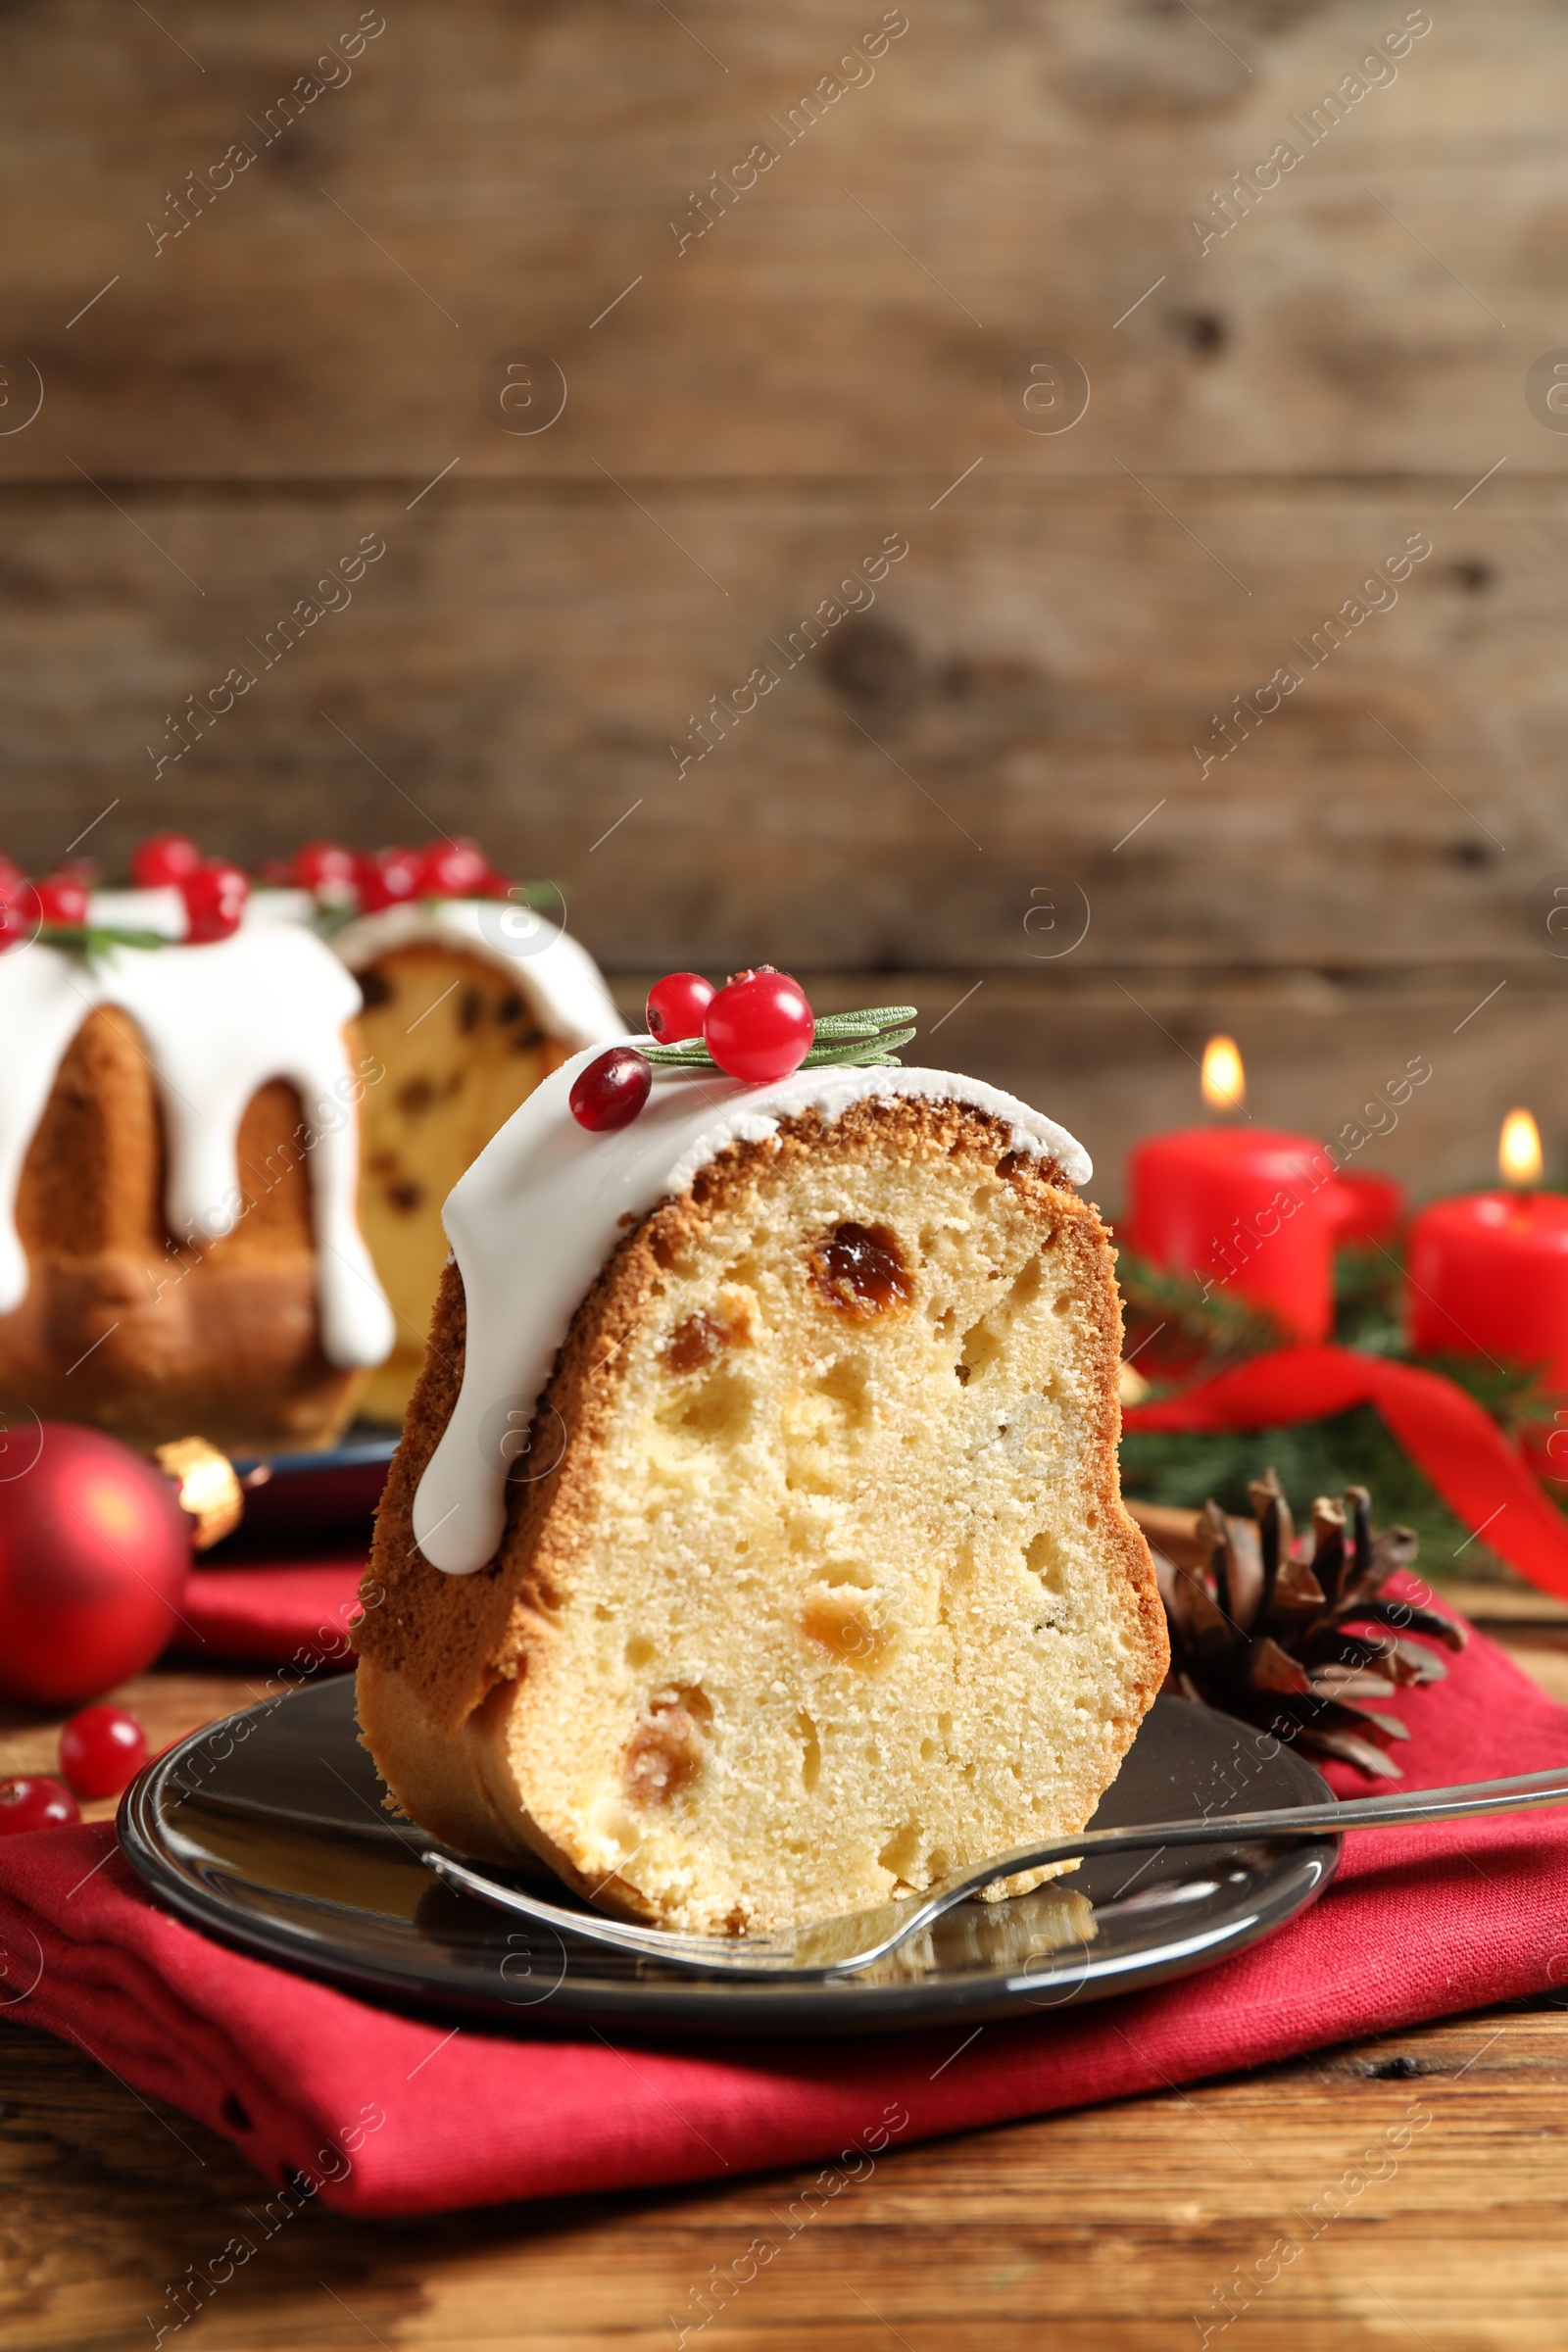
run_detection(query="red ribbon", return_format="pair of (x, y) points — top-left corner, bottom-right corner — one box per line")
(1122, 1343), (1568, 1601)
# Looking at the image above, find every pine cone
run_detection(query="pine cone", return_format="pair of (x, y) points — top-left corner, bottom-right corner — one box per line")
(1132, 1472), (1467, 1779)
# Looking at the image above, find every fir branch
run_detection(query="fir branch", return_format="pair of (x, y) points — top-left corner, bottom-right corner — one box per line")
(1117, 1236), (1567, 1578)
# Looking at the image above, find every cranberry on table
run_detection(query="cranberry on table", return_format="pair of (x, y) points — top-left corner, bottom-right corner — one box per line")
(354, 846), (423, 910)
(59, 1704), (148, 1799)
(704, 966), (815, 1082)
(291, 839), (358, 896)
(130, 832), (203, 888)
(570, 1047), (653, 1132)
(180, 859), (250, 942)
(646, 971), (716, 1044)
(417, 838), (491, 898)
(0, 1779), (80, 1836)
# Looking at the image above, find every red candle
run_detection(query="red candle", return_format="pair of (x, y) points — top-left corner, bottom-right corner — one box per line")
(1128, 1124), (1340, 1340)
(1406, 1112), (1568, 1389)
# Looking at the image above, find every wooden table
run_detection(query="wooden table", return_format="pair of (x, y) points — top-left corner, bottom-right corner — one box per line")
(3, 1598), (1567, 2351)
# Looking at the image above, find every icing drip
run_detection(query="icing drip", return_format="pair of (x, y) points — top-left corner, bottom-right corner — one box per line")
(412, 1050), (1091, 1575)
(330, 899), (624, 1051)
(0, 918), (395, 1371)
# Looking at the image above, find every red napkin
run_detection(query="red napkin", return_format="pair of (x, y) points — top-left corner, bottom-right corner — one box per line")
(1124, 1343), (1568, 1600)
(178, 1553), (366, 1667)
(2, 1593), (1566, 2217)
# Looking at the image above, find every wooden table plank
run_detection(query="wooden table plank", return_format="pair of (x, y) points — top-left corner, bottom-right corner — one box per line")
(1, 1620), (1565, 2348)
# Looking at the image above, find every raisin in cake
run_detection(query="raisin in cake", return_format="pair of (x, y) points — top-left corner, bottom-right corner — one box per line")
(331, 900), (622, 1424)
(0, 891), (394, 1453)
(356, 1052), (1165, 1936)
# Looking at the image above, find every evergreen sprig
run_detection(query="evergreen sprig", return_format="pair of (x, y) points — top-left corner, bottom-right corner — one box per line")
(40, 923), (169, 957)
(1118, 1240), (1566, 1579)
(644, 1004), (918, 1073)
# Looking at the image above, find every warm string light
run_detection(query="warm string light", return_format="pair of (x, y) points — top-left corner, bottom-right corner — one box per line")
(1200, 1033), (1246, 1116)
(1499, 1107), (1543, 1191)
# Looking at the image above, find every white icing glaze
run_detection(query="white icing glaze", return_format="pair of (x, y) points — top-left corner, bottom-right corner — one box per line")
(330, 899), (623, 1051)
(0, 921), (395, 1370)
(412, 1048), (1091, 1574)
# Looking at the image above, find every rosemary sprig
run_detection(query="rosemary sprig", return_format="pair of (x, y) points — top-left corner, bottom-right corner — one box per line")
(644, 1004), (918, 1073)
(40, 924), (169, 956)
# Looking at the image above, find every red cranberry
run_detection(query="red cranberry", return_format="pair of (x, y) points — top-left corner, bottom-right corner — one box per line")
(131, 832), (204, 888)
(704, 967), (814, 1083)
(646, 971), (716, 1044)
(24, 876), (89, 928)
(181, 859), (250, 943)
(0, 856), (24, 898)
(417, 839), (491, 899)
(0, 1777), (80, 1835)
(290, 839), (358, 897)
(354, 846), (423, 911)
(59, 1704), (148, 1799)
(569, 1047), (653, 1131)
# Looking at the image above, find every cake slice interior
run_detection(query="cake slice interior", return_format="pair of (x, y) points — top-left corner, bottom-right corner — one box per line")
(357, 1075), (1165, 1936)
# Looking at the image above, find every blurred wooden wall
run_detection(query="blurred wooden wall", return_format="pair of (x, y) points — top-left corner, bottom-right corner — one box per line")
(1, 0), (1565, 1206)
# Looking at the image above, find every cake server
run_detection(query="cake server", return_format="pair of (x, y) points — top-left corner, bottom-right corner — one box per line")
(423, 1764), (1568, 1980)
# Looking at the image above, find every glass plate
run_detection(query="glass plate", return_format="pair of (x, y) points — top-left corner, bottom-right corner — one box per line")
(119, 1682), (1338, 2035)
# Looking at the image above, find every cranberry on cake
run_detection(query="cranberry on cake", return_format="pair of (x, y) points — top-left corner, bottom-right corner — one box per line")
(356, 990), (1166, 1937)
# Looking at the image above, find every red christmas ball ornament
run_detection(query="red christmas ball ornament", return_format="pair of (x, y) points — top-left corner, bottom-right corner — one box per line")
(417, 838), (491, 899)
(60, 1703), (148, 1798)
(569, 1047), (653, 1131)
(22, 875), (89, 928)
(354, 846), (423, 912)
(180, 859), (250, 943)
(646, 971), (715, 1044)
(704, 966), (814, 1083)
(131, 832), (204, 888)
(290, 839), (358, 898)
(0, 1426), (191, 1708)
(0, 1778), (80, 1836)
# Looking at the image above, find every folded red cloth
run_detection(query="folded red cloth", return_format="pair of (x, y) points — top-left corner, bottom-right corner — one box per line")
(1, 1604), (1565, 2219)
(178, 1555), (366, 1667)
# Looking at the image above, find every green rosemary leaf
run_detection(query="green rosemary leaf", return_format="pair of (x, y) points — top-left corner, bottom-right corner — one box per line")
(45, 924), (169, 957)
(642, 1041), (716, 1068)
(801, 1027), (917, 1067)
(811, 1005), (918, 1035)
(643, 1004), (918, 1075)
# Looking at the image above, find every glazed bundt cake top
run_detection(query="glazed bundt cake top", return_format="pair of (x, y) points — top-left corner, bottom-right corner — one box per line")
(330, 895), (622, 1051)
(411, 1047), (1093, 1576)
(0, 889), (395, 1371)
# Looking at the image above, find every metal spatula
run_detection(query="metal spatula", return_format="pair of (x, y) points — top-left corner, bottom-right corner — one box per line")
(422, 1765), (1568, 1980)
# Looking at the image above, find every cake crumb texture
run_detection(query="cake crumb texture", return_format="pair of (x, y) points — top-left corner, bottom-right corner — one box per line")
(353, 942), (567, 1423)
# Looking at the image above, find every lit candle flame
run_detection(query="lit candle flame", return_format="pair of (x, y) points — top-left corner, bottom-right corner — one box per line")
(1499, 1107), (1543, 1189)
(1201, 1034), (1245, 1114)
